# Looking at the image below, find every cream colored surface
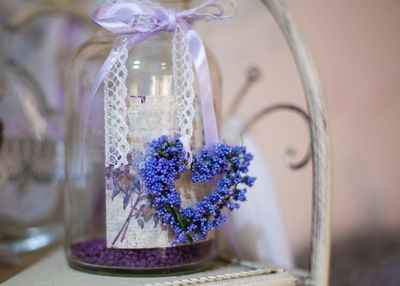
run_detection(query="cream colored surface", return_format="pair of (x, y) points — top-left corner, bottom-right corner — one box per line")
(3, 250), (298, 286)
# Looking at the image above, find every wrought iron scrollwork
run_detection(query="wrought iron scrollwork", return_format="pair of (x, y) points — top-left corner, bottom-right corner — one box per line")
(242, 103), (311, 170)
(228, 66), (311, 170)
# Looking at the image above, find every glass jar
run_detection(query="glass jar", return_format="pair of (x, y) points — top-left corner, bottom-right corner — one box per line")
(0, 0), (96, 254)
(65, 0), (222, 275)
(0, 27), (64, 253)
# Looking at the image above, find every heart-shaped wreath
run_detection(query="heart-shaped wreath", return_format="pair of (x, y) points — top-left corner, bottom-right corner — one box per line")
(143, 135), (256, 244)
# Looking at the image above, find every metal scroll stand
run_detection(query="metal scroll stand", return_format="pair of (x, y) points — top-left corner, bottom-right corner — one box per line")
(256, 1), (331, 285)
(228, 1), (331, 285)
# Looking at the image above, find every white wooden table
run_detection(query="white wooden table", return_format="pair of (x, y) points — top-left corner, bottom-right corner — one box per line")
(2, 249), (300, 286)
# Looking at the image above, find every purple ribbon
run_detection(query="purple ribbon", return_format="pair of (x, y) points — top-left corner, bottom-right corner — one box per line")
(85, 0), (236, 153)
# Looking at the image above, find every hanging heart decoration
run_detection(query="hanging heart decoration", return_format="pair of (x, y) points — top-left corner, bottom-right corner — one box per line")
(142, 135), (256, 244)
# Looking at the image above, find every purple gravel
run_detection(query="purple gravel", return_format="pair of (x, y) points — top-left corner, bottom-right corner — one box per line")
(71, 238), (214, 268)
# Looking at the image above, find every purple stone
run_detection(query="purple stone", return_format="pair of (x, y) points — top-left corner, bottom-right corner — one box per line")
(71, 238), (213, 268)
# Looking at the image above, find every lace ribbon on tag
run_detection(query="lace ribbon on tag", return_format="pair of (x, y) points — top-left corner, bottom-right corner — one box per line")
(104, 38), (130, 168)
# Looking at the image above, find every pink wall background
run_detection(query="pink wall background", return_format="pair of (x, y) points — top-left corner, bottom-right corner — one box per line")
(201, 0), (400, 255)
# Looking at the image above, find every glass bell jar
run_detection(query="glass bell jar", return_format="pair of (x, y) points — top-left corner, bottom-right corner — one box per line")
(65, 0), (223, 275)
(0, 27), (64, 253)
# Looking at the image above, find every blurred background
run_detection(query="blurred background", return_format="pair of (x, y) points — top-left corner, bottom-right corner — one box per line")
(0, 0), (399, 285)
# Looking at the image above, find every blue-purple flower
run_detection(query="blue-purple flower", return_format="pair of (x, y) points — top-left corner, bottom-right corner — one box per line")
(143, 135), (256, 244)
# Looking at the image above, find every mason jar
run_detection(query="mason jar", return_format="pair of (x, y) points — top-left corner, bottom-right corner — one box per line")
(64, 0), (222, 275)
(0, 26), (64, 253)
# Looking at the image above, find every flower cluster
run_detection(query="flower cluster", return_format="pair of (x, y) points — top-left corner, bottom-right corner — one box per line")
(143, 136), (187, 222)
(142, 135), (256, 245)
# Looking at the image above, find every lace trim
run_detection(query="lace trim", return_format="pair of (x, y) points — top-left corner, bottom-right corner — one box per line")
(173, 26), (196, 165)
(104, 38), (130, 168)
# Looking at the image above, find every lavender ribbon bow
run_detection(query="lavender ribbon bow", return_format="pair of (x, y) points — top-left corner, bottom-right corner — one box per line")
(85, 0), (236, 158)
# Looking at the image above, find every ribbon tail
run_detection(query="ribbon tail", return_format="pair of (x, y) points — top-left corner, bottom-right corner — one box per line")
(79, 47), (117, 176)
(179, 22), (219, 146)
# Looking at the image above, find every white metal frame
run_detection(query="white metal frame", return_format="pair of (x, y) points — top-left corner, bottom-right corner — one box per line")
(260, 1), (331, 285)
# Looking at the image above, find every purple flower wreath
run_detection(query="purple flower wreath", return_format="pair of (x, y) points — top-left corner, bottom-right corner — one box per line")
(143, 135), (256, 244)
